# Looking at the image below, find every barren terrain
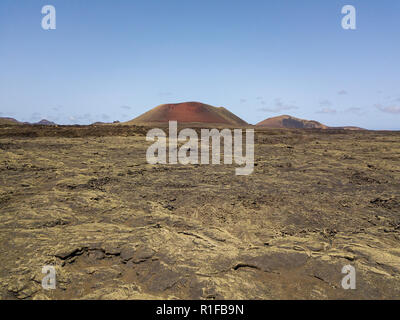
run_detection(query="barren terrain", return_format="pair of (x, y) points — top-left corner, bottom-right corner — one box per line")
(1, 124), (400, 299)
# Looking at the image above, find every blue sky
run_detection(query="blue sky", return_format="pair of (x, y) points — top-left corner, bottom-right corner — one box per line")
(0, 0), (399, 129)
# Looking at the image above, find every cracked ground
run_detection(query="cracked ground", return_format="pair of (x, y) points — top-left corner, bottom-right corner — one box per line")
(1, 125), (400, 299)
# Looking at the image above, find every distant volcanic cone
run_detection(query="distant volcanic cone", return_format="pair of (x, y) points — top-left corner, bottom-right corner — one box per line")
(0, 117), (21, 125)
(126, 102), (248, 126)
(256, 115), (328, 129)
(35, 119), (57, 125)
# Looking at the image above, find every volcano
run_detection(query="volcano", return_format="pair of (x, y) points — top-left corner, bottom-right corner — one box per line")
(256, 115), (328, 129)
(256, 115), (365, 130)
(126, 102), (248, 126)
(35, 119), (57, 125)
(0, 117), (21, 125)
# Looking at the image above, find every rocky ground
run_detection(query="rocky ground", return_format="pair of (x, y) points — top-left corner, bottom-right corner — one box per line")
(1, 124), (400, 299)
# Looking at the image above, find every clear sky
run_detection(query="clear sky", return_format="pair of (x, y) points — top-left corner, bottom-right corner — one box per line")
(0, 0), (399, 129)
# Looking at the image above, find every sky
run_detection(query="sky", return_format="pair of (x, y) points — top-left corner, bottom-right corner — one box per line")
(0, 0), (399, 129)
